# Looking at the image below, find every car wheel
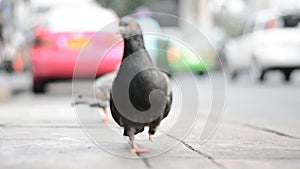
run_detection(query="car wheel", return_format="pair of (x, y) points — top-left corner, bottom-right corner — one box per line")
(224, 59), (239, 81)
(229, 70), (239, 80)
(250, 58), (266, 82)
(4, 60), (14, 73)
(197, 71), (205, 76)
(225, 66), (239, 81)
(32, 78), (47, 94)
(282, 69), (292, 82)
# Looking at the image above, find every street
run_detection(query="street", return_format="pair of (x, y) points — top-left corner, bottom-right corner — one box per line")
(0, 70), (299, 169)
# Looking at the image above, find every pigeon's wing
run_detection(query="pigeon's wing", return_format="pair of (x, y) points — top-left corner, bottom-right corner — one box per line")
(163, 73), (172, 118)
(109, 92), (146, 130)
(163, 89), (172, 119)
(109, 92), (123, 126)
(148, 73), (172, 134)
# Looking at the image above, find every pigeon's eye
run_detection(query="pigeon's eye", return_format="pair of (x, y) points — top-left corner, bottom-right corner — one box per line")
(120, 22), (128, 27)
(129, 23), (136, 29)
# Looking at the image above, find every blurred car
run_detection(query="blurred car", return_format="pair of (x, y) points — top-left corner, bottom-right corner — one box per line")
(136, 12), (215, 75)
(156, 38), (215, 75)
(31, 5), (122, 93)
(224, 11), (300, 82)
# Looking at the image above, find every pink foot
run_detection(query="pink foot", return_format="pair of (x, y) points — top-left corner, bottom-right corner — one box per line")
(131, 147), (150, 153)
(103, 115), (113, 123)
(149, 134), (154, 142)
(103, 107), (113, 123)
(130, 141), (149, 153)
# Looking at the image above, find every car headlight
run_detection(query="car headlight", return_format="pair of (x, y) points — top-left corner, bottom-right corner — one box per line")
(167, 47), (181, 63)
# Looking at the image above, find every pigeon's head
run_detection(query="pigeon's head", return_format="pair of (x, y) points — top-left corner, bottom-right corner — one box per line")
(119, 17), (143, 39)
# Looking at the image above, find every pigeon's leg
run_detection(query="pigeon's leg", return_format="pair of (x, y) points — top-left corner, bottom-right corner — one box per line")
(148, 134), (154, 142)
(127, 127), (149, 153)
(148, 122), (159, 141)
(103, 106), (113, 123)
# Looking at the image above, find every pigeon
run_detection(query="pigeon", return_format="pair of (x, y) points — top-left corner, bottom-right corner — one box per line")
(72, 70), (117, 122)
(110, 17), (172, 153)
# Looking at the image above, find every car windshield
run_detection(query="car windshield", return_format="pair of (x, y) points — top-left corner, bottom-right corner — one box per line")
(266, 14), (300, 29)
(43, 6), (117, 32)
(282, 15), (300, 28)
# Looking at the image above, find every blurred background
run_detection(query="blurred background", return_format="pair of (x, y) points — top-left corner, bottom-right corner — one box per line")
(0, 0), (300, 168)
(0, 0), (300, 140)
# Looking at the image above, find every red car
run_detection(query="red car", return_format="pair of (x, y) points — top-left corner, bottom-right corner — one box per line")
(31, 5), (123, 93)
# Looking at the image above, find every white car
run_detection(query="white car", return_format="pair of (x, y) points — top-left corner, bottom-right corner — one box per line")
(224, 11), (300, 82)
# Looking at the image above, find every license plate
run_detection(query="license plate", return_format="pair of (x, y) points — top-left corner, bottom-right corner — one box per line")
(68, 38), (88, 49)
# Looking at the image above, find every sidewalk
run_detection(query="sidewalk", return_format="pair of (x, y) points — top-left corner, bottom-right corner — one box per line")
(0, 94), (299, 169)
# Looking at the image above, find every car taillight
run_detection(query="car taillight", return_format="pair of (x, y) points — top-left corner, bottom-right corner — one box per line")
(267, 19), (277, 29)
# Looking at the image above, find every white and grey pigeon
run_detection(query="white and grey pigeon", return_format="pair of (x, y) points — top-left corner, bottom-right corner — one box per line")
(72, 70), (117, 122)
(110, 17), (172, 153)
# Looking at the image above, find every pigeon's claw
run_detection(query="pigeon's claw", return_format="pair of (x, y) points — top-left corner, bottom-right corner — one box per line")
(103, 107), (113, 123)
(130, 141), (149, 153)
(149, 134), (154, 142)
(131, 147), (149, 153)
(103, 115), (113, 123)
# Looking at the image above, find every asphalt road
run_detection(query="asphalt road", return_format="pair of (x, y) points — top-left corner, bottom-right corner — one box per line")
(0, 70), (299, 168)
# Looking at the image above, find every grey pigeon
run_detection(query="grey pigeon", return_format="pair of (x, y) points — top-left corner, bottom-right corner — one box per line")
(110, 17), (172, 153)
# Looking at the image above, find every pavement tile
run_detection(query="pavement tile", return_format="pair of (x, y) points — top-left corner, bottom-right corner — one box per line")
(0, 127), (147, 169)
(184, 122), (300, 168)
(218, 159), (300, 169)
